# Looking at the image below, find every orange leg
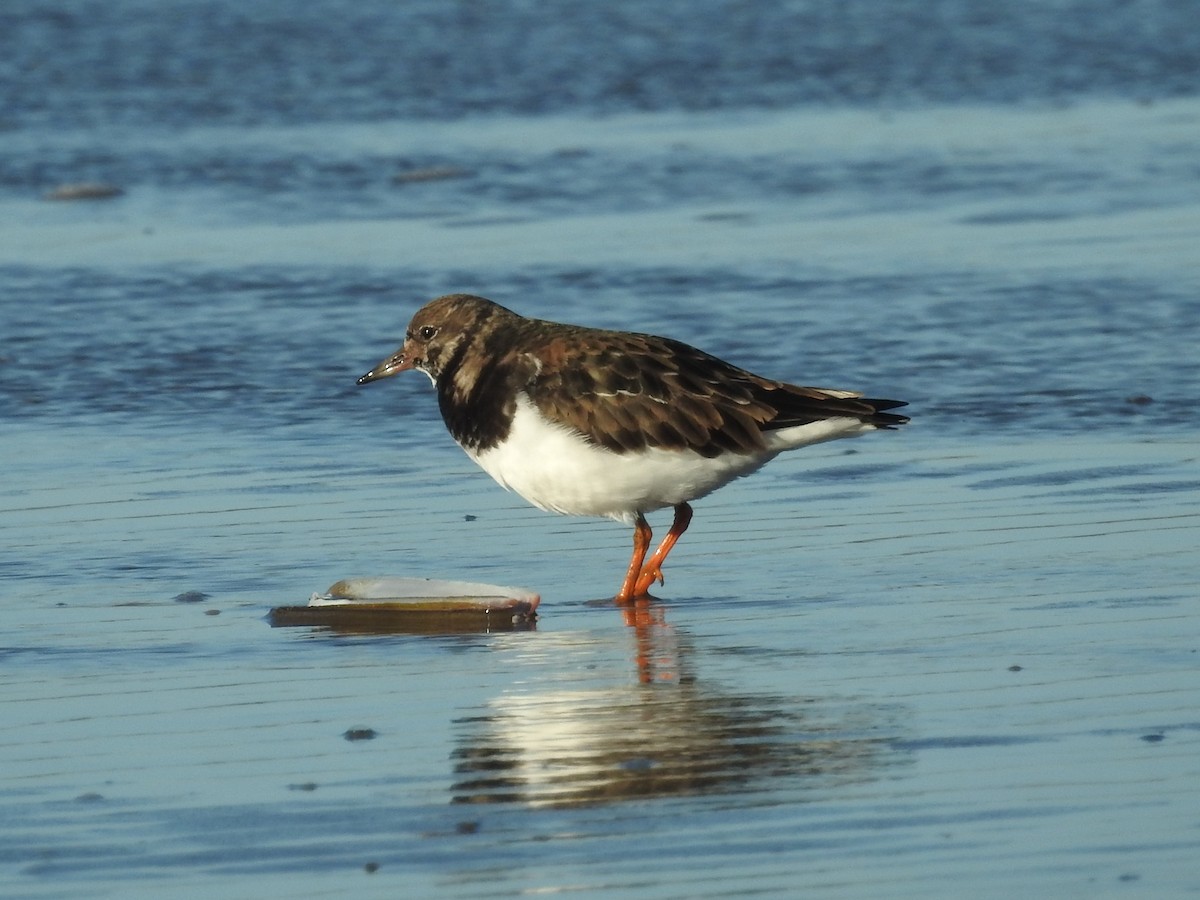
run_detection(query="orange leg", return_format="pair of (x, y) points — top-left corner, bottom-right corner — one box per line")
(615, 513), (653, 604)
(632, 503), (693, 598)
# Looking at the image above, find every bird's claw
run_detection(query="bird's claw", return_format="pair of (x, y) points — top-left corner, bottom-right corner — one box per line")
(635, 566), (665, 595)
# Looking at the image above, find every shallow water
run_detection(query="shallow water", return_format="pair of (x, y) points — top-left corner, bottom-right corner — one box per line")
(3, 1), (1200, 897)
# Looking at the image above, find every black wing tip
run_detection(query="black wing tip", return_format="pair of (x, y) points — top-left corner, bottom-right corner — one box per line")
(861, 397), (909, 428)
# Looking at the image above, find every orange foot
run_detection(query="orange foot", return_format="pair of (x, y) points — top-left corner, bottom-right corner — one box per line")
(634, 564), (665, 596)
(613, 503), (693, 604)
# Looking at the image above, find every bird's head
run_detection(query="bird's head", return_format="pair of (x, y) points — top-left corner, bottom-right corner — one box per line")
(357, 294), (512, 388)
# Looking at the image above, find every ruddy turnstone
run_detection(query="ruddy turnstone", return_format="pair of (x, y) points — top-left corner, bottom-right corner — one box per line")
(358, 294), (908, 603)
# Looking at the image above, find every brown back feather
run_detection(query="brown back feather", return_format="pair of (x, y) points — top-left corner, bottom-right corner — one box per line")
(524, 324), (907, 458)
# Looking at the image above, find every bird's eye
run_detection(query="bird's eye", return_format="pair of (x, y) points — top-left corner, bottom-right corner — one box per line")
(419, 325), (438, 340)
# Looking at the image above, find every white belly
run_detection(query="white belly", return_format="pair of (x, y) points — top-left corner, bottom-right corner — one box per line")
(464, 395), (872, 523)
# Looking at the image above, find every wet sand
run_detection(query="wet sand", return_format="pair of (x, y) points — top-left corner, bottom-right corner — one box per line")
(2, 423), (1197, 897)
(2, 24), (1199, 895)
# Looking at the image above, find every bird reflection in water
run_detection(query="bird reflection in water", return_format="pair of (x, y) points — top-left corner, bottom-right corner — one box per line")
(451, 602), (900, 807)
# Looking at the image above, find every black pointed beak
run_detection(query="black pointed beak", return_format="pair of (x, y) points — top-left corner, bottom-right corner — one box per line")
(357, 349), (413, 385)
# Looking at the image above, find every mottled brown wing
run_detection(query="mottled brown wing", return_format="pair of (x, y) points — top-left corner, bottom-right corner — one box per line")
(525, 327), (906, 458)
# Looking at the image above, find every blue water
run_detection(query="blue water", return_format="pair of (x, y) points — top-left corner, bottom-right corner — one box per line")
(2, 1), (1199, 898)
(4, 0), (1199, 128)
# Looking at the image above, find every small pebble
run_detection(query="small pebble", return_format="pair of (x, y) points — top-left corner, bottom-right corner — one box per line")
(44, 182), (124, 201)
(174, 591), (210, 604)
(344, 727), (377, 742)
(364, 861), (380, 874)
(1140, 733), (1165, 743)
(392, 165), (470, 184)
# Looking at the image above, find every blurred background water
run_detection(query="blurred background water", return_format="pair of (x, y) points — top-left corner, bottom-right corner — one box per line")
(2, 1), (1198, 898)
